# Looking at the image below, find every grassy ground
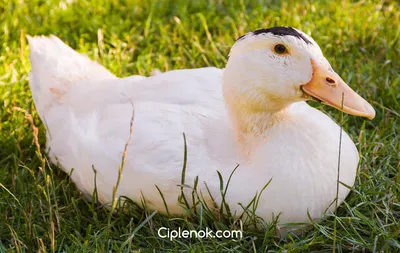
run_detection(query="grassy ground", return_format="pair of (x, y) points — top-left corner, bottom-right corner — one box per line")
(0, 0), (399, 252)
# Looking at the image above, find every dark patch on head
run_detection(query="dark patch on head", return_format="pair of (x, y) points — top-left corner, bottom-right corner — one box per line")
(237, 26), (313, 45)
(236, 33), (247, 41)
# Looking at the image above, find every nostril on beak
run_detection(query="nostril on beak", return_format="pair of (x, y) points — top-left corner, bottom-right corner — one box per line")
(326, 77), (336, 85)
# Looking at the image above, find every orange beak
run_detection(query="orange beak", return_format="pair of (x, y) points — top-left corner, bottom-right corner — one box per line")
(301, 60), (375, 120)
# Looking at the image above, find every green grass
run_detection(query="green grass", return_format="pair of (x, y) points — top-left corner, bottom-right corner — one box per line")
(0, 0), (399, 252)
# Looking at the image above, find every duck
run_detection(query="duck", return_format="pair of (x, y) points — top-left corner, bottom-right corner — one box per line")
(27, 27), (375, 224)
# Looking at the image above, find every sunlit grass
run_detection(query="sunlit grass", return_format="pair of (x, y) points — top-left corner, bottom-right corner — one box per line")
(0, 0), (399, 251)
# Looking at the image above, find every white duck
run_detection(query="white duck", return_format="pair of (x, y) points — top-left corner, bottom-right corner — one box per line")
(27, 27), (375, 224)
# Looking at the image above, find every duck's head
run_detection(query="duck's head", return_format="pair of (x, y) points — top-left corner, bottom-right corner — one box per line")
(223, 27), (375, 120)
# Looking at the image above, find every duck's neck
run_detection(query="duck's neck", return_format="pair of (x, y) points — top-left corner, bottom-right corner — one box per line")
(223, 87), (290, 157)
(222, 59), (296, 157)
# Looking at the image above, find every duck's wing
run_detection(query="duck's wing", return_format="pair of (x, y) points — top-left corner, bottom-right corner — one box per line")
(28, 35), (225, 204)
(61, 67), (224, 115)
(43, 67), (225, 204)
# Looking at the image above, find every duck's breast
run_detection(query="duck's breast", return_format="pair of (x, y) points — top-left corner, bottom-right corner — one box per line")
(217, 102), (359, 223)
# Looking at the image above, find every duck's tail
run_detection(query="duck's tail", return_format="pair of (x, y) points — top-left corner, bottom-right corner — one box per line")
(27, 35), (116, 118)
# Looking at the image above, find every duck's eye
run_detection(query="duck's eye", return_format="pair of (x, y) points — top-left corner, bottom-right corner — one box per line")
(274, 44), (287, 55)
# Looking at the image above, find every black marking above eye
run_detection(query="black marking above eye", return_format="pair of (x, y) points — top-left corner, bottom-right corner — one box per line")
(236, 26), (313, 45)
(274, 44), (287, 54)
